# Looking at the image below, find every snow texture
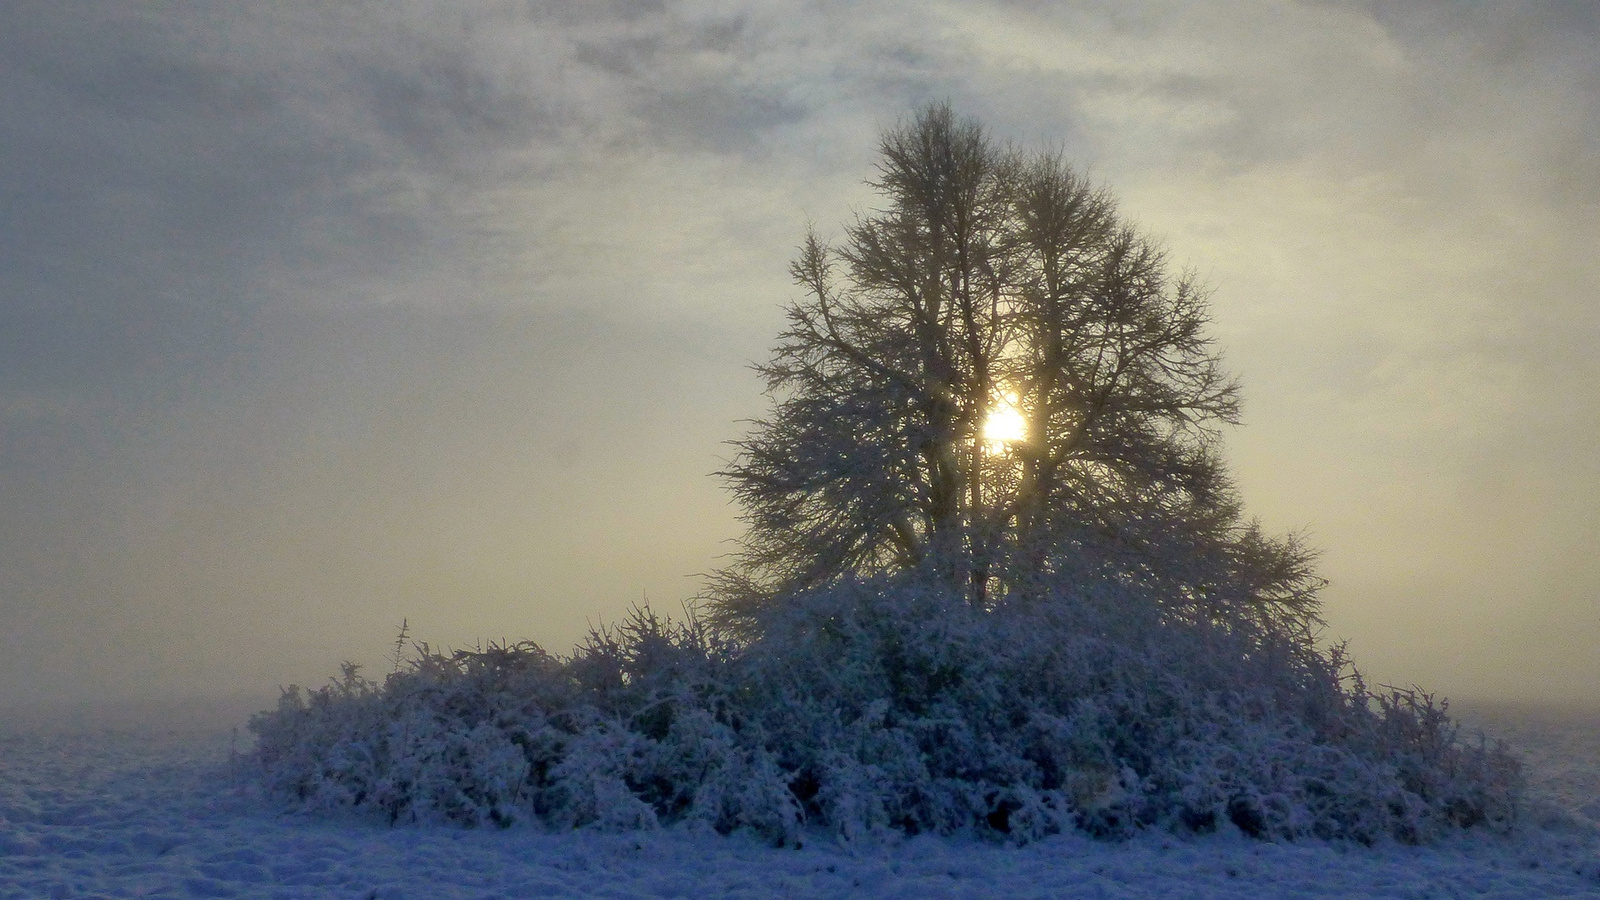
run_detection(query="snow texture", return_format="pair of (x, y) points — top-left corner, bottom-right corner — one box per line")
(2, 698), (1598, 899)
(245, 581), (1524, 846)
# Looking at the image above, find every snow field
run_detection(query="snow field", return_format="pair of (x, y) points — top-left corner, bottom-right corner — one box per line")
(2, 701), (1598, 899)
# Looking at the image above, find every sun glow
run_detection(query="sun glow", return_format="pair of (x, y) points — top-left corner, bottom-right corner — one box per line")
(981, 391), (1027, 450)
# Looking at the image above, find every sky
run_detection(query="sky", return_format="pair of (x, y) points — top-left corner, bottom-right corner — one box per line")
(1, 0), (1596, 710)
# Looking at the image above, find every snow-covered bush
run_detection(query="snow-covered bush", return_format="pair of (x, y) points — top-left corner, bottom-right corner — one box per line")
(727, 575), (1520, 844)
(250, 575), (1521, 845)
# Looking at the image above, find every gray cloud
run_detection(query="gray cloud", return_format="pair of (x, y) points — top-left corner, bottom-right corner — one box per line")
(1, 0), (1596, 709)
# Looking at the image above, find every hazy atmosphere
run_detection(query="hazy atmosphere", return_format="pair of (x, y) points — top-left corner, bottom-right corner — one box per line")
(2, 1), (1596, 710)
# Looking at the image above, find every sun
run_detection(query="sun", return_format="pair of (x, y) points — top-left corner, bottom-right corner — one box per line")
(981, 391), (1027, 450)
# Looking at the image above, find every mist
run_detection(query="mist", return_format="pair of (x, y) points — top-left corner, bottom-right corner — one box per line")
(2, 0), (1596, 711)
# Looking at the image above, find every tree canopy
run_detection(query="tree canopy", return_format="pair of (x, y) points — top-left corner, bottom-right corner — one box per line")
(711, 104), (1321, 635)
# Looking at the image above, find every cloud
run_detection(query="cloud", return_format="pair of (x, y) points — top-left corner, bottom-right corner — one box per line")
(1, 0), (1596, 707)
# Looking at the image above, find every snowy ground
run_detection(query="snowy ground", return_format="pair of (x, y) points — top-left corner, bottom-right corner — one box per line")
(3, 698), (1598, 899)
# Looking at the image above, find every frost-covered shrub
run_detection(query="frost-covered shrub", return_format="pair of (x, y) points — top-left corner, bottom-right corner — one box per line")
(253, 648), (566, 826)
(723, 575), (1519, 844)
(250, 577), (1521, 845)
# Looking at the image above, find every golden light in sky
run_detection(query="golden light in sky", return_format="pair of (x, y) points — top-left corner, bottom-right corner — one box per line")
(982, 391), (1027, 449)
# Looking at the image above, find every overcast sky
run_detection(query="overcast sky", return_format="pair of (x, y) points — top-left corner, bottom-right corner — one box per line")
(2, 1), (1596, 710)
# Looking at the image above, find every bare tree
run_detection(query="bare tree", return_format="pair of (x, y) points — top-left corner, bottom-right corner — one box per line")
(711, 104), (1321, 634)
